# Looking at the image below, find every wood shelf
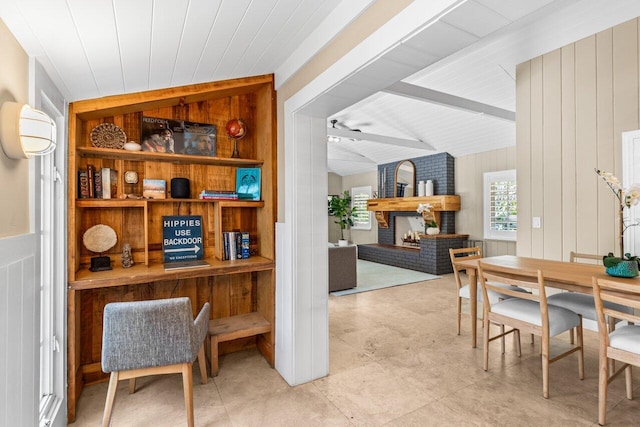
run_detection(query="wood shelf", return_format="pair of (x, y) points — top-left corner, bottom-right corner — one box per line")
(76, 146), (263, 166)
(75, 198), (264, 207)
(366, 195), (461, 212)
(69, 256), (275, 290)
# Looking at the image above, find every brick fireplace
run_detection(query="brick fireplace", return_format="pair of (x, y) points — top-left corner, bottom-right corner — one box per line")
(357, 152), (468, 275)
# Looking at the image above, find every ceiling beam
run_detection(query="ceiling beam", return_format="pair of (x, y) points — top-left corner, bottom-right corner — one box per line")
(327, 127), (436, 151)
(382, 81), (515, 122)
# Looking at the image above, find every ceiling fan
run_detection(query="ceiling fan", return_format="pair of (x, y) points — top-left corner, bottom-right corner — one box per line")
(326, 119), (435, 151)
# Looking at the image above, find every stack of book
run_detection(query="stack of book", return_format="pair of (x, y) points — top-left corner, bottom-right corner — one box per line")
(199, 190), (238, 200)
(222, 231), (251, 260)
(78, 165), (118, 199)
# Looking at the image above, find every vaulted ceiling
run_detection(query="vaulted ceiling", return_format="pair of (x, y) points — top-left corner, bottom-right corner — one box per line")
(1, 0), (639, 176)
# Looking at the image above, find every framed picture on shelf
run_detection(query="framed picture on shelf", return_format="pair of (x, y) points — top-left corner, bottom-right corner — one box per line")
(236, 168), (261, 201)
(141, 116), (217, 156)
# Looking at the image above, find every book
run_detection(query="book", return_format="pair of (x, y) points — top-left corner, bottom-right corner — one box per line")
(78, 170), (89, 199)
(143, 179), (166, 199)
(241, 232), (250, 259)
(87, 164), (96, 198)
(163, 259), (210, 271)
(93, 170), (102, 198)
(101, 168), (118, 199)
(236, 168), (261, 201)
(236, 232), (242, 259)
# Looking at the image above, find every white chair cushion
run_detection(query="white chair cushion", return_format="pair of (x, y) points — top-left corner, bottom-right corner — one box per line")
(609, 325), (640, 354)
(491, 298), (581, 337)
(460, 283), (529, 304)
(547, 292), (633, 321)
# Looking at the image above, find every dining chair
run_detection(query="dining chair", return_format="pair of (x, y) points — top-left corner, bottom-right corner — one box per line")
(477, 261), (584, 398)
(548, 251), (632, 344)
(592, 276), (640, 425)
(449, 247), (529, 336)
(101, 297), (210, 427)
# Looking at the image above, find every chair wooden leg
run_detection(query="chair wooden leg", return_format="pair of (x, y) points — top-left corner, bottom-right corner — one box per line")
(598, 352), (609, 425)
(181, 363), (195, 427)
(483, 317), (490, 371)
(577, 323), (584, 380)
(514, 329), (521, 357)
(569, 328), (575, 345)
(102, 371), (120, 427)
(197, 344), (208, 384)
(500, 324), (505, 354)
(625, 365), (633, 400)
(128, 378), (136, 394)
(210, 335), (219, 377)
(457, 296), (462, 335)
(542, 334), (550, 399)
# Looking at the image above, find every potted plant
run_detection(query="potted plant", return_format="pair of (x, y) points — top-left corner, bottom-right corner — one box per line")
(329, 190), (357, 246)
(595, 169), (640, 277)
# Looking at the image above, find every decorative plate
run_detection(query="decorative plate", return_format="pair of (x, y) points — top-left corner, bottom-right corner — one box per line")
(82, 224), (117, 253)
(90, 123), (127, 149)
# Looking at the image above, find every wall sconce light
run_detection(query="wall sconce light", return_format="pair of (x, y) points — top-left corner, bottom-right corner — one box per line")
(0, 101), (57, 159)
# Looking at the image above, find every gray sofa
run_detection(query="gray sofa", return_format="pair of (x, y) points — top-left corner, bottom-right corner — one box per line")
(329, 244), (357, 292)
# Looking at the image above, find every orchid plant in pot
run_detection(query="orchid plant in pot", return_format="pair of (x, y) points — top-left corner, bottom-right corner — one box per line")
(595, 168), (640, 277)
(417, 203), (439, 235)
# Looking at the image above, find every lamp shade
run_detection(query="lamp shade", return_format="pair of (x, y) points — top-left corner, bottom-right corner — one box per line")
(0, 101), (56, 159)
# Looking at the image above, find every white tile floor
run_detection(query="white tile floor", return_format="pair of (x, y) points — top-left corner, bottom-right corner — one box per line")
(72, 273), (639, 426)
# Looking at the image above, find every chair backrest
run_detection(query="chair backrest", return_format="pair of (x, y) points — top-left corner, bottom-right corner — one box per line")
(569, 251), (602, 264)
(449, 246), (482, 291)
(477, 261), (553, 330)
(592, 276), (640, 346)
(102, 297), (210, 372)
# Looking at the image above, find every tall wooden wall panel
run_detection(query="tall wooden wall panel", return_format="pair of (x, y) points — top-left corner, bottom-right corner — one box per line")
(517, 17), (640, 260)
(516, 61), (532, 256)
(542, 49), (563, 261)
(561, 44), (577, 261)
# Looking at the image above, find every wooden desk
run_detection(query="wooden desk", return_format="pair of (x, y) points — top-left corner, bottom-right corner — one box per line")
(452, 255), (640, 348)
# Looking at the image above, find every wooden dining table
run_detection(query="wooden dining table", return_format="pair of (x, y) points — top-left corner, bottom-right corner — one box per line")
(451, 255), (640, 348)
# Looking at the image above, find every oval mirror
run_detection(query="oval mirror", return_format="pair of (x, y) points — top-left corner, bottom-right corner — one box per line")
(394, 160), (415, 197)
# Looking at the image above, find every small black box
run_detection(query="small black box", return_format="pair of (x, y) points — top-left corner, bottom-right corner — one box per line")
(171, 178), (190, 199)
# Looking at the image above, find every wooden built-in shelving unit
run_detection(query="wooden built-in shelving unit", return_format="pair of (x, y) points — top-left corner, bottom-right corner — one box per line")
(66, 74), (277, 422)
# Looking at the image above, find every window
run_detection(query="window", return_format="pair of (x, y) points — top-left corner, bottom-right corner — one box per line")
(484, 169), (517, 241)
(351, 186), (372, 230)
(37, 93), (66, 427)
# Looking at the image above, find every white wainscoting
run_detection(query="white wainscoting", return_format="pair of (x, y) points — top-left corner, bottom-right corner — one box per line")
(0, 233), (38, 427)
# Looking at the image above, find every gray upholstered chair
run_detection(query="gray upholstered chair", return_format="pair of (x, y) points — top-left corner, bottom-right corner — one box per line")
(478, 261), (584, 398)
(593, 276), (640, 425)
(101, 297), (210, 427)
(548, 251), (632, 343)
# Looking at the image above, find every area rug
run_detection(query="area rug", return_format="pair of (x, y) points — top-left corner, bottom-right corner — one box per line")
(330, 259), (440, 296)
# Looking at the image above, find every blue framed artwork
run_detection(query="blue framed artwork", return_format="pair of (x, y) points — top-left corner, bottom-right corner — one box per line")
(236, 168), (261, 200)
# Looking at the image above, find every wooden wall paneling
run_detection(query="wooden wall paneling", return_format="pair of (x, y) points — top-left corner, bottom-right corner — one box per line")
(542, 49), (563, 260)
(561, 44), (577, 260)
(230, 272), (252, 314)
(596, 28), (616, 256)
(613, 19), (640, 256)
(122, 112), (141, 143)
(530, 56), (544, 258)
(516, 61), (532, 256)
(613, 19), (640, 175)
(575, 35), (599, 255)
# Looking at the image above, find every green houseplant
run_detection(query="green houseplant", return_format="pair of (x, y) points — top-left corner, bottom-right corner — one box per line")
(329, 190), (357, 246)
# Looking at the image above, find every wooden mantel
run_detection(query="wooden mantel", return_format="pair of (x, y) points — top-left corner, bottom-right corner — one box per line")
(367, 195), (461, 228)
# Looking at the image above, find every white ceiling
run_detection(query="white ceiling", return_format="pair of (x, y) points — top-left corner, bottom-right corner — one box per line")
(1, 0), (640, 176)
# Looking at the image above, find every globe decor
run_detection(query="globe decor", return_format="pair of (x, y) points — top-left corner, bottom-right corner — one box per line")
(225, 118), (247, 158)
